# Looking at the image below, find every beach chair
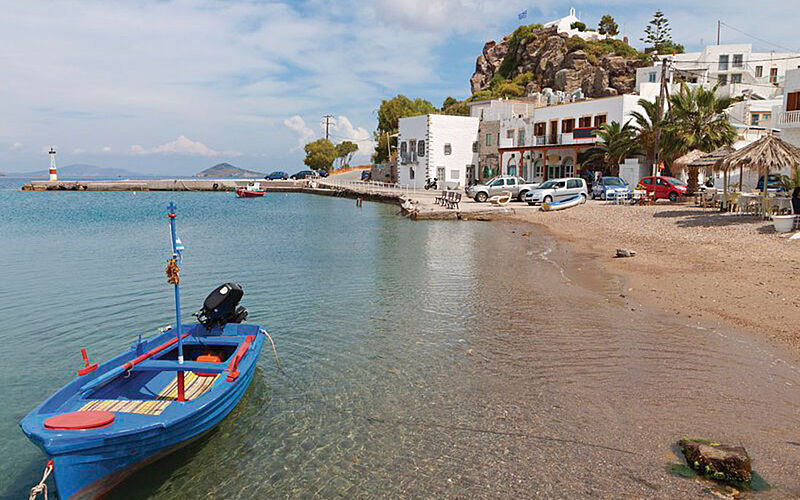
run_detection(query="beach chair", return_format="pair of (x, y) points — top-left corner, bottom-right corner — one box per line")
(444, 192), (461, 210)
(435, 191), (447, 205)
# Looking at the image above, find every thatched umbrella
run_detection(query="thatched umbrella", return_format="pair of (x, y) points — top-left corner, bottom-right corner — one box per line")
(720, 134), (800, 217)
(673, 150), (705, 193)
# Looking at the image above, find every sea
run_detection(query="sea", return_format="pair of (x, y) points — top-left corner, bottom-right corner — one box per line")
(2, 176), (800, 498)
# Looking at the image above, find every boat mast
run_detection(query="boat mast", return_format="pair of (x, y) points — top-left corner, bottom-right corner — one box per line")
(166, 202), (185, 402)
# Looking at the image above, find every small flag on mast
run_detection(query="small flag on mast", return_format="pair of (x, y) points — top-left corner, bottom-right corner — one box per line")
(518, 9), (527, 20)
(175, 236), (185, 260)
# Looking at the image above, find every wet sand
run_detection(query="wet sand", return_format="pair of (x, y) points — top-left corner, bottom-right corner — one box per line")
(507, 202), (800, 350)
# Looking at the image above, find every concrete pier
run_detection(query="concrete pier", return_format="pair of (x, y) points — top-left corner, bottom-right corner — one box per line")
(21, 178), (306, 192)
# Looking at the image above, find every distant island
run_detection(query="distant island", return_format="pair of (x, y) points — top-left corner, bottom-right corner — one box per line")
(195, 163), (264, 178)
(6, 163), (142, 178)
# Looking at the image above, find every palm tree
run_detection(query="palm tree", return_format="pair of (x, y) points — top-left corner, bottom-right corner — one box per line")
(630, 98), (662, 166)
(667, 83), (738, 190)
(584, 121), (641, 175)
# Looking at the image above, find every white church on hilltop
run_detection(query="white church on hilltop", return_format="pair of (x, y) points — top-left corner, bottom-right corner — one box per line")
(544, 8), (615, 41)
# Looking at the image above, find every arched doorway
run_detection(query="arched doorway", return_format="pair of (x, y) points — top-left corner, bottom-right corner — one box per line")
(506, 154), (518, 177)
(562, 158), (574, 178)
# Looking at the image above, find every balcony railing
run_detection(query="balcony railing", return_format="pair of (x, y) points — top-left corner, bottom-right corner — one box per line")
(779, 110), (800, 126)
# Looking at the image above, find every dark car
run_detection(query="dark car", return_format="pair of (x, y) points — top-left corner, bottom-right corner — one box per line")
(264, 171), (289, 180)
(314, 169), (329, 178)
(361, 170), (371, 181)
(290, 170), (317, 180)
(756, 174), (786, 192)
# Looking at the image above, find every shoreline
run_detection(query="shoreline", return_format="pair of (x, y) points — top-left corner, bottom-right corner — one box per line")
(501, 203), (800, 354)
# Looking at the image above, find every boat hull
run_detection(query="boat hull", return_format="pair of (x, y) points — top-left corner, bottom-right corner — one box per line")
(542, 194), (584, 211)
(235, 188), (265, 197)
(21, 324), (265, 500)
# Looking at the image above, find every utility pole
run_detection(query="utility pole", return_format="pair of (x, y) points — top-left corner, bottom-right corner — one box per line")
(717, 21), (720, 45)
(322, 114), (334, 141)
(652, 56), (670, 177)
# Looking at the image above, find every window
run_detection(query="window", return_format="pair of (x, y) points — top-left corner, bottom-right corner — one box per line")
(506, 130), (514, 139)
(578, 116), (592, 128)
(656, 178), (667, 186)
(751, 113), (760, 126)
(755, 65), (763, 78)
(718, 74), (728, 86)
(731, 73), (742, 84)
(567, 179), (580, 189)
(444, 143), (452, 155)
(732, 54), (743, 68)
(648, 72), (657, 83)
(472, 141), (478, 153)
(593, 115), (607, 127)
(409, 167), (415, 180)
(561, 118), (575, 133)
(489, 178), (504, 187)
(418, 140), (425, 157)
(507, 178), (517, 186)
(534, 161), (543, 179)
(641, 177), (653, 185)
(517, 129), (525, 146)
(564, 163), (574, 178)
(787, 92), (800, 111)
(763, 113), (771, 120)
(534, 122), (546, 136)
(437, 167), (445, 180)
(450, 170), (459, 180)
(485, 134), (493, 146)
(718, 54), (729, 71)
(400, 141), (407, 154)
(409, 139), (416, 159)
(770, 67), (779, 84)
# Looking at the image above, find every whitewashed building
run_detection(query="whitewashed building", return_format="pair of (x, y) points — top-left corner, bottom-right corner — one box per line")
(543, 7), (613, 41)
(396, 114), (479, 189)
(777, 68), (800, 148)
(497, 95), (650, 183)
(636, 44), (800, 100)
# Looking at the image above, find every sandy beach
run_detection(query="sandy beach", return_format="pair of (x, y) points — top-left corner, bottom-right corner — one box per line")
(506, 202), (800, 349)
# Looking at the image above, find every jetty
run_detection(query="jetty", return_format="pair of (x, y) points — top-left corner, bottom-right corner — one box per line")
(20, 176), (524, 220)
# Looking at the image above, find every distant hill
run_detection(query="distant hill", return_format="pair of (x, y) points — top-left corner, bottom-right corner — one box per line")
(7, 163), (142, 178)
(196, 163), (263, 178)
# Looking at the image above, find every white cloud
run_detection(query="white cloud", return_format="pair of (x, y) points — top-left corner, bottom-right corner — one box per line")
(102, 146), (112, 152)
(72, 148), (85, 154)
(284, 115), (315, 150)
(9, 142), (23, 151)
(130, 135), (241, 157)
(330, 116), (373, 158)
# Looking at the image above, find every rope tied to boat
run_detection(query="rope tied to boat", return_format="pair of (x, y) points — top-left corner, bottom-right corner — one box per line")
(260, 329), (281, 373)
(165, 258), (180, 285)
(28, 459), (54, 500)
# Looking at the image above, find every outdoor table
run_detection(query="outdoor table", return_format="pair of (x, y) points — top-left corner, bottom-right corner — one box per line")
(738, 193), (762, 215)
(771, 196), (793, 214)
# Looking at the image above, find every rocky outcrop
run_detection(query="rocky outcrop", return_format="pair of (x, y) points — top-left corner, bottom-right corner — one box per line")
(470, 26), (649, 98)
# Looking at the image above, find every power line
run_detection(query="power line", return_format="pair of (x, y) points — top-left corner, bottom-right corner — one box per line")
(719, 21), (798, 54)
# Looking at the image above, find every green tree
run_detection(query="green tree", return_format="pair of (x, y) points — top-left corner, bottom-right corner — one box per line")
(630, 97), (664, 166)
(583, 121), (641, 175)
(442, 100), (470, 116)
(598, 14), (619, 36)
(304, 138), (337, 172)
(658, 40), (685, 55)
(641, 10), (673, 53)
(334, 141), (359, 169)
(373, 95), (436, 163)
(570, 21), (586, 32)
(667, 83), (737, 190)
(441, 96), (458, 109)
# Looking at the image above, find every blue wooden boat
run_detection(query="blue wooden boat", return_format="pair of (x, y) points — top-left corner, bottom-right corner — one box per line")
(20, 203), (268, 500)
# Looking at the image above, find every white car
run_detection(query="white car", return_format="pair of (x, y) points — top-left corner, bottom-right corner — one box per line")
(524, 178), (589, 205)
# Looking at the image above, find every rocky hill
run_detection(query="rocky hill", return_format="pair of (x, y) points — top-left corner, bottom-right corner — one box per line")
(470, 25), (651, 98)
(195, 163), (263, 178)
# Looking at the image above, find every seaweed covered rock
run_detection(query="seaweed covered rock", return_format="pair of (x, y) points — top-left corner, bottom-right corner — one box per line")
(679, 439), (752, 483)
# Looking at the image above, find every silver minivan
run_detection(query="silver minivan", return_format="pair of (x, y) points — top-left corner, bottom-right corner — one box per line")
(523, 177), (588, 205)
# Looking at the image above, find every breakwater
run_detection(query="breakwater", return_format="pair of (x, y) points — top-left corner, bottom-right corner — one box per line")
(21, 178), (305, 192)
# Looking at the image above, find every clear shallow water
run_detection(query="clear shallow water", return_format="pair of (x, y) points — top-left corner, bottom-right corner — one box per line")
(2, 182), (800, 498)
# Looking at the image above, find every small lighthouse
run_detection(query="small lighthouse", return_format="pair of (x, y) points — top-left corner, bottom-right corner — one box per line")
(48, 147), (58, 181)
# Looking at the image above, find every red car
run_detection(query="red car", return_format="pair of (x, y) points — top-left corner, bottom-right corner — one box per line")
(638, 176), (688, 202)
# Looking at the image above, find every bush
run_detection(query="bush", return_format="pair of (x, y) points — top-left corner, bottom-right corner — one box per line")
(570, 21), (586, 32)
(498, 23), (544, 78)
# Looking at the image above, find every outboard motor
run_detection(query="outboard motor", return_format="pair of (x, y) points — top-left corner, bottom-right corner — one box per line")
(195, 282), (248, 330)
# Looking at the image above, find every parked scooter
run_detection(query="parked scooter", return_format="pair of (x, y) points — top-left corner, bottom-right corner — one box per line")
(424, 178), (438, 190)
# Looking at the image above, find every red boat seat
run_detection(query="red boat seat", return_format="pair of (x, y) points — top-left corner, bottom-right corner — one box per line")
(44, 411), (115, 429)
(195, 353), (222, 377)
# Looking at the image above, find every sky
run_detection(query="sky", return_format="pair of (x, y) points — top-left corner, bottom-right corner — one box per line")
(0, 0), (796, 175)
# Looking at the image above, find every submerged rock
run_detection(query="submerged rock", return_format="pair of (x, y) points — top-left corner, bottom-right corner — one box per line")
(679, 439), (752, 483)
